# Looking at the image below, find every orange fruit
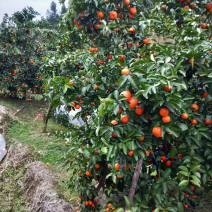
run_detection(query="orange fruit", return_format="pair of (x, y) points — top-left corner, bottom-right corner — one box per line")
(128, 28), (136, 33)
(204, 119), (212, 125)
(90, 47), (95, 52)
(121, 68), (131, 75)
(111, 120), (118, 125)
(162, 5), (166, 11)
(191, 119), (198, 125)
(184, 6), (189, 9)
(109, 11), (117, 20)
(120, 115), (129, 123)
(166, 160), (171, 166)
(120, 91), (131, 101)
(190, 104), (199, 111)
(119, 55), (126, 62)
(107, 55), (112, 59)
(184, 204), (188, 209)
(162, 116), (171, 123)
(135, 105), (144, 115)
(128, 151), (134, 156)
(164, 85), (172, 91)
(161, 156), (166, 162)
(129, 7), (137, 15)
(112, 132), (117, 137)
(146, 150), (150, 156)
(71, 101), (76, 106)
(139, 136), (144, 141)
(95, 164), (100, 169)
(202, 92), (208, 97)
(129, 97), (139, 109)
(159, 108), (169, 117)
(93, 84), (98, 90)
(117, 175), (122, 178)
(97, 11), (104, 19)
(152, 126), (162, 137)
(181, 113), (188, 119)
(129, 14), (134, 19)
(118, 107), (122, 113)
(78, 171), (81, 175)
(143, 38), (149, 44)
(124, 0), (130, 5)
(86, 171), (90, 176)
(190, 185), (195, 191)
(115, 163), (119, 170)
(75, 206), (79, 210)
(191, 3), (196, 8)
(191, 195), (197, 199)
(206, 3), (212, 9)
(177, 154), (182, 159)
(75, 105), (81, 109)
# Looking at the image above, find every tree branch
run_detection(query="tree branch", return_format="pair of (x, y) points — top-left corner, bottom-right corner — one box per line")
(97, 172), (107, 192)
(125, 158), (143, 210)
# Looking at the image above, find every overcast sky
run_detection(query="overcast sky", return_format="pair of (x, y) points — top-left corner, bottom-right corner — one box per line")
(0, 0), (68, 22)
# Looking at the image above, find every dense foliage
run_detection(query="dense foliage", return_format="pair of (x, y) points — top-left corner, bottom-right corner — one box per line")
(46, 0), (212, 211)
(0, 7), (58, 100)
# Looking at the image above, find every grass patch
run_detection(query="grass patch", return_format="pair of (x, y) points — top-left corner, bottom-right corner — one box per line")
(0, 97), (78, 205)
(0, 165), (28, 212)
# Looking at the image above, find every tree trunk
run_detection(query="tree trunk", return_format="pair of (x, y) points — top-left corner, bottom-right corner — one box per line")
(97, 172), (108, 192)
(125, 158), (143, 210)
(42, 102), (53, 133)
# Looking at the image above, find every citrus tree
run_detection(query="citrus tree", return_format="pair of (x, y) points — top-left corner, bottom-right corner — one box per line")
(0, 7), (59, 100)
(44, 0), (212, 211)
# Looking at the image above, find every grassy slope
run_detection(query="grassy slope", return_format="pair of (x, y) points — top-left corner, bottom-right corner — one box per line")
(0, 97), (78, 209)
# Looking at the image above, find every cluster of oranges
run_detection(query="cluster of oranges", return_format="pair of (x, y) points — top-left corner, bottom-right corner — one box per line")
(206, 2), (212, 13)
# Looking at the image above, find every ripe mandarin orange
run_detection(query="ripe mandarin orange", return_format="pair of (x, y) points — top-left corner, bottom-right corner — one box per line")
(152, 126), (162, 137)
(120, 115), (129, 123)
(120, 90), (131, 101)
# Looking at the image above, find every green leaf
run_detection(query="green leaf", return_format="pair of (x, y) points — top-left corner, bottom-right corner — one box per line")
(98, 104), (104, 117)
(113, 90), (119, 100)
(190, 180), (201, 187)
(165, 57), (171, 64)
(201, 132), (211, 140)
(163, 182), (168, 193)
(163, 168), (171, 178)
(178, 166), (188, 172)
(169, 148), (177, 158)
(179, 180), (189, 188)
(147, 63), (155, 73)
(124, 196), (131, 207)
(166, 206), (178, 212)
(113, 208), (124, 212)
(117, 75), (128, 89)
(178, 171), (189, 177)
(140, 202), (149, 209)
(178, 123), (188, 131)
(190, 164), (201, 173)
(128, 75), (139, 89)
(202, 173), (208, 185)
(112, 175), (117, 184)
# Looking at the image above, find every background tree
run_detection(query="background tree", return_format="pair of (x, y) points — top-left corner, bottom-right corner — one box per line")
(46, 1), (60, 29)
(61, 4), (68, 15)
(0, 7), (59, 100)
